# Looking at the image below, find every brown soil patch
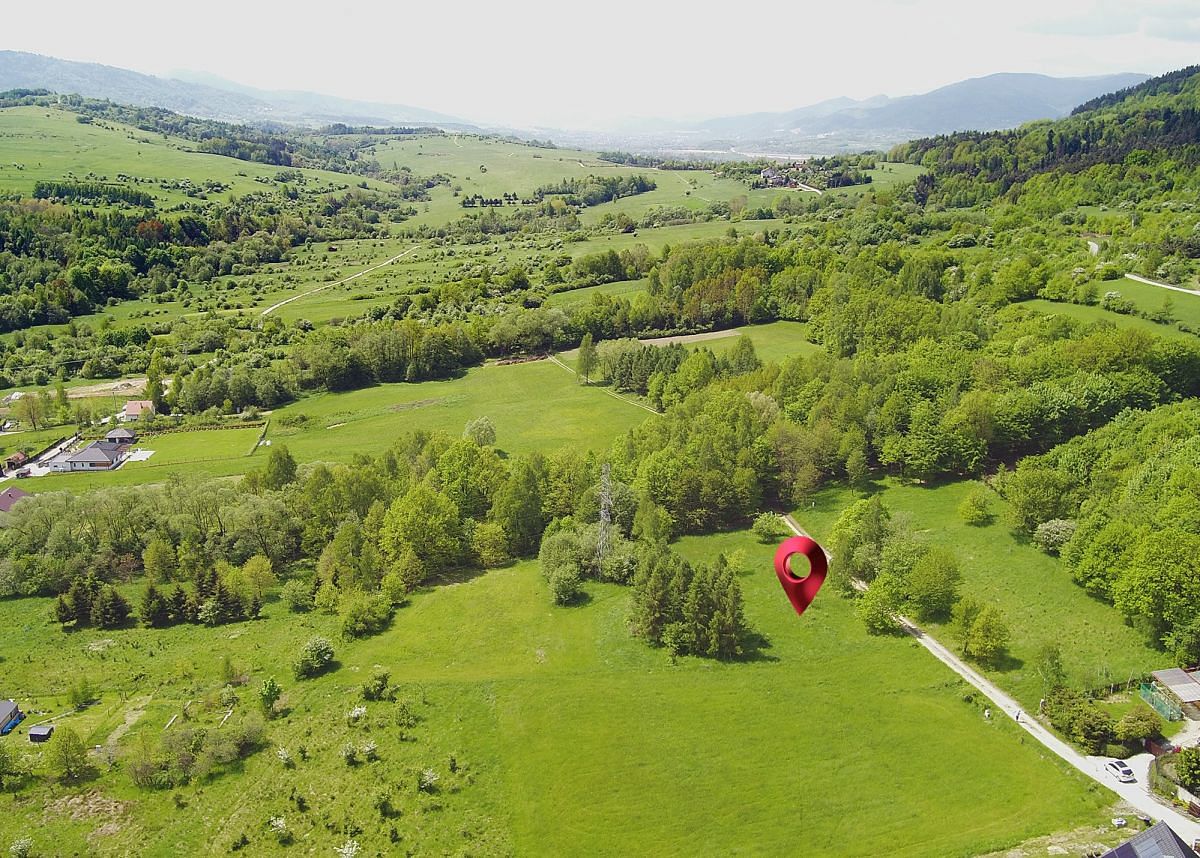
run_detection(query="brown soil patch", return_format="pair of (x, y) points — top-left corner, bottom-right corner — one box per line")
(389, 397), (445, 412)
(48, 790), (130, 822)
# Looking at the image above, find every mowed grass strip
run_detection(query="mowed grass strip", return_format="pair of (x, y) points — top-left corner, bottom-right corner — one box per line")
(0, 529), (1109, 856)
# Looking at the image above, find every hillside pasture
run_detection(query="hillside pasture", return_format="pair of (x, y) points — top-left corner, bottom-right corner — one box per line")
(0, 528), (1112, 856)
(0, 106), (392, 206)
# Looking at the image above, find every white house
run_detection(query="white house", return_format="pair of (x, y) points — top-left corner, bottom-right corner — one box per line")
(120, 400), (154, 422)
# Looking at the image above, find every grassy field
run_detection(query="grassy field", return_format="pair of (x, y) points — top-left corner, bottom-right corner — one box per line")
(0, 107), (392, 206)
(0, 526), (1114, 856)
(266, 357), (648, 462)
(1103, 276), (1200, 330)
(545, 278), (649, 307)
(712, 320), (821, 364)
(792, 479), (1170, 710)
(1019, 299), (1194, 339)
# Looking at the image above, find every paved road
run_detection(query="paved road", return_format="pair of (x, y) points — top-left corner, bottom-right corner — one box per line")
(1125, 272), (1200, 298)
(259, 246), (418, 316)
(780, 513), (1200, 842)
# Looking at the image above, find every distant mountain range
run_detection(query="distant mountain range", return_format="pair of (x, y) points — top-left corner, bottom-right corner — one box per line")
(552, 72), (1151, 157)
(0, 51), (1150, 157)
(0, 51), (471, 129)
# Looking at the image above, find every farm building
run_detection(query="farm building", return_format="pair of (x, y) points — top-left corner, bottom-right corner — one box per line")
(0, 699), (23, 735)
(28, 725), (53, 743)
(120, 400), (154, 422)
(1150, 668), (1200, 718)
(1102, 820), (1198, 857)
(4, 451), (29, 471)
(0, 486), (30, 513)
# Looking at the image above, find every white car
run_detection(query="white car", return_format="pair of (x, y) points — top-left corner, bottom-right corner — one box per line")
(1104, 760), (1136, 783)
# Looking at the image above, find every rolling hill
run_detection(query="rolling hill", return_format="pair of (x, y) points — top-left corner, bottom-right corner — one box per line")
(0, 50), (469, 128)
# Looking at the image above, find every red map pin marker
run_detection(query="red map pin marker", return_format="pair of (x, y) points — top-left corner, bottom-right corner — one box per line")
(774, 535), (828, 617)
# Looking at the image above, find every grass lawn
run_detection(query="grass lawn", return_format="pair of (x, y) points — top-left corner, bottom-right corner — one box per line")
(1103, 277), (1200, 330)
(791, 479), (1170, 711)
(714, 320), (822, 364)
(545, 278), (649, 307)
(1019, 299), (1194, 340)
(267, 357), (649, 462)
(0, 527), (1112, 856)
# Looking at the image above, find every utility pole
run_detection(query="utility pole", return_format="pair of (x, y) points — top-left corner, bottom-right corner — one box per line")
(595, 462), (613, 568)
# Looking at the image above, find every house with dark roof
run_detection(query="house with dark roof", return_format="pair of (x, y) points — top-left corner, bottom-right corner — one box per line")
(64, 440), (128, 471)
(1103, 821), (1199, 857)
(0, 486), (30, 513)
(0, 699), (23, 735)
(105, 427), (137, 444)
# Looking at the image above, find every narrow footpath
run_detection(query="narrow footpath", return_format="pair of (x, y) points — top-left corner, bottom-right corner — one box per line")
(260, 245), (418, 316)
(781, 514), (1200, 843)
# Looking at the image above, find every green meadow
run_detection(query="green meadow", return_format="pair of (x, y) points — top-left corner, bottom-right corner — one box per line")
(0, 106), (392, 205)
(0, 527), (1113, 856)
(793, 479), (1170, 710)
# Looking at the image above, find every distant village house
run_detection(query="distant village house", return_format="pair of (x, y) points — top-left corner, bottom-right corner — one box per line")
(120, 400), (155, 422)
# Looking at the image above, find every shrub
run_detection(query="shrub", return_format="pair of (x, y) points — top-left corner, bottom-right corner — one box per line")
(362, 667), (395, 702)
(1115, 708), (1162, 746)
(314, 581), (340, 614)
(957, 488), (992, 526)
(1033, 519), (1077, 556)
(751, 512), (787, 544)
(258, 676), (282, 716)
(9, 838), (33, 858)
(280, 579), (314, 613)
(339, 593), (394, 639)
(463, 416), (496, 446)
(292, 637), (334, 679)
(471, 521), (511, 567)
(1178, 746), (1200, 793)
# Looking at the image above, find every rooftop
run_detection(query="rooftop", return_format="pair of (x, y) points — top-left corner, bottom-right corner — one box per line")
(1153, 668), (1200, 704)
(0, 486), (31, 513)
(1103, 821), (1199, 858)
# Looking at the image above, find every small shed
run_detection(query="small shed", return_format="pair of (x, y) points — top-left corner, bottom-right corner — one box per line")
(28, 725), (53, 743)
(0, 699), (23, 735)
(1151, 668), (1200, 717)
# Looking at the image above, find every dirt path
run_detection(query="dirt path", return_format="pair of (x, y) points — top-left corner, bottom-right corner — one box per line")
(1125, 272), (1200, 297)
(545, 353), (660, 415)
(639, 329), (741, 346)
(259, 245), (418, 317)
(795, 182), (823, 195)
(780, 513), (1200, 842)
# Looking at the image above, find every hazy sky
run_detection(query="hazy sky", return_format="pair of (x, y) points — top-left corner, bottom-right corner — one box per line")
(2, 0), (1198, 128)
